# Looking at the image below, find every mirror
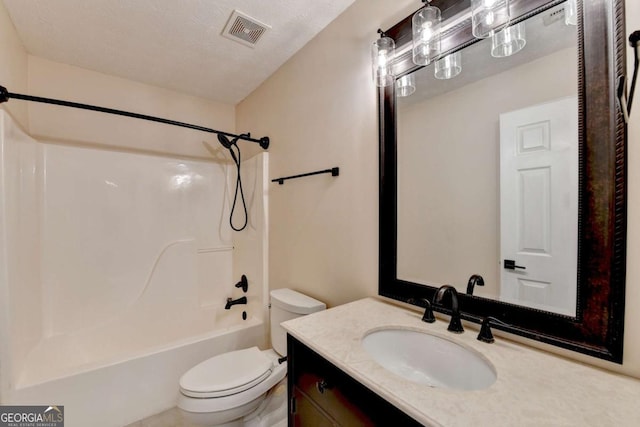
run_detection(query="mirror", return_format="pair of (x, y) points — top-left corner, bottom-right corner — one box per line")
(379, 0), (627, 362)
(396, 3), (578, 316)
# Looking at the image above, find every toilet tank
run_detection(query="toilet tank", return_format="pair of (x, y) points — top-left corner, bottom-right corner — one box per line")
(270, 289), (325, 356)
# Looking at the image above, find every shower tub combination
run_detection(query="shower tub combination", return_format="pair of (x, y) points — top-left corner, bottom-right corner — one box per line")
(0, 111), (269, 426)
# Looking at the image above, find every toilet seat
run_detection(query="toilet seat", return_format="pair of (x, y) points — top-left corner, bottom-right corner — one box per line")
(180, 347), (273, 398)
(178, 348), (287, 414)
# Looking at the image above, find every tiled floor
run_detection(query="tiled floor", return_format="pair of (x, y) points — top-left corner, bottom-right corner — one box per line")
(127, 382), (288, 427)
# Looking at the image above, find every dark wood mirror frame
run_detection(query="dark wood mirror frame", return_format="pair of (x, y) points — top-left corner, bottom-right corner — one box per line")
(378, 0), (627, 362)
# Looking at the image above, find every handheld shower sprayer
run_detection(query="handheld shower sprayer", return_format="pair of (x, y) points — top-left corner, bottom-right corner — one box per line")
(218, 133), (249, 231)
(217, 133), (233, 149)
(217, 134), (239, 163)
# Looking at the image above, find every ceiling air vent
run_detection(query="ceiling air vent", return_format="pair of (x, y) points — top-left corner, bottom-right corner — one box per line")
(222, 10), (271, 48)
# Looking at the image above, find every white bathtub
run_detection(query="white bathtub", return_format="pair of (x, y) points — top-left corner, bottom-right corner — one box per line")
(6, 313), (265, 427)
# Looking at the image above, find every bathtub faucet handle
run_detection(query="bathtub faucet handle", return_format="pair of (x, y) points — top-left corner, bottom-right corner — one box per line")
(235, 275), (248, 293)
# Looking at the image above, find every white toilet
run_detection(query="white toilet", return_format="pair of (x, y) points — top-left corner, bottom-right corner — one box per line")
(178, 289), (326, 426)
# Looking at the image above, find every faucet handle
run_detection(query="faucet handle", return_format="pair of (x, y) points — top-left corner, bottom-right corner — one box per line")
(477, 316), (509, 343)
(407, 298), (436, 323)
(235, 275), (248, 293)
(448, 315), (464, 334)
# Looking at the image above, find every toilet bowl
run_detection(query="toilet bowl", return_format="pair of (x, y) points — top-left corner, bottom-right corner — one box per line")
(178, 348), (287, 426)
(178, 289), (325, 426)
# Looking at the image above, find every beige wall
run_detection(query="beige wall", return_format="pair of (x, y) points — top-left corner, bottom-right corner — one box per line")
(397, 48), (577, 299)
(0, 0), (29, 400)
(0, 0), (28, 128)
(27, 56), (235, 159)
(1, 0), (234, 160)
(238, 0), (640, 378)
(237, 0), (416, 308)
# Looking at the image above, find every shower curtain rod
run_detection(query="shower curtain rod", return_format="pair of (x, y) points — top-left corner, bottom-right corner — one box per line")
(0, 85), (270, 149)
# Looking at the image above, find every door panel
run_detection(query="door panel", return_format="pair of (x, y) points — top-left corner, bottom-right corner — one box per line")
(500, 97), (578, 315)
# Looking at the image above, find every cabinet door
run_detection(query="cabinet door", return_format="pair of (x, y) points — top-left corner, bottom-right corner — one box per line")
(288, 335), (422, 427)
(292, 385), (338, 427)
(295, 371), (374, 426)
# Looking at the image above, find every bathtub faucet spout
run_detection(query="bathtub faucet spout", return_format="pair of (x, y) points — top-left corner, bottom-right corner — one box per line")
(225, 296), (247, 310)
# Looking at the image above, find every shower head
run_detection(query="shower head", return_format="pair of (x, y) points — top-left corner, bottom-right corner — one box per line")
(217, 133), (235, 149)
(218, 133), (240, 164)
(218, 133), (269, 150)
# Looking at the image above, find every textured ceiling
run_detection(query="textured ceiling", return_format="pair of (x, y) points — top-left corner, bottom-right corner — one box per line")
(3, 0), (355, 105)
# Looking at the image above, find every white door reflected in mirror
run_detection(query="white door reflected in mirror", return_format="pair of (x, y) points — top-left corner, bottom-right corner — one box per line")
(499, 97), (578, 316)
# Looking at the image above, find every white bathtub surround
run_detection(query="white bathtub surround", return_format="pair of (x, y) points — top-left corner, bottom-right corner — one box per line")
(0, 111), (270, 426)
(282, 298), (640, 426)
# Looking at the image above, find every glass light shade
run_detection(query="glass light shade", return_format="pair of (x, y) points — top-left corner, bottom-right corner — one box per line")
(372, 36), (396, 87)
(412, 5), (441, 66)
(565, 0), (578, 26)
(471, 0), (511, 39)
(434, 52), (462, 80)
(396, 74), (416, 97)
(491, 23), (526, 58)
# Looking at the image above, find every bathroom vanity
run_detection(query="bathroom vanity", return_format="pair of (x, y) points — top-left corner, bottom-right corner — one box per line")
(282, 298), (640, 426)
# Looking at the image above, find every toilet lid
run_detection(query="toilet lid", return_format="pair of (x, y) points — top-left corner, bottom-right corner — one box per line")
(179, 347), (273, 398)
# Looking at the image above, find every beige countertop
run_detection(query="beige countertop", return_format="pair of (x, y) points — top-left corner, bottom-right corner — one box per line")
(281, 297), (640, 427)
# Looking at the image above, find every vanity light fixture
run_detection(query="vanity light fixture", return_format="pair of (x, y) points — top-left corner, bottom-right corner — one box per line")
(372, 29), (396, 87)
(412, 0), (442, 66)
(396, 74), (416, 97)
(434, 52), (462, 79)
(491, 22), (526, 58)
(565, 0), (578, 26)
(471, 0), (511, 39)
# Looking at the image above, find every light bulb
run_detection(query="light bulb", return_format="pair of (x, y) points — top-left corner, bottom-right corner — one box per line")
(371, 36), (396, 87)
(471, 0), (510, 39)
(412, 3), (441, 66)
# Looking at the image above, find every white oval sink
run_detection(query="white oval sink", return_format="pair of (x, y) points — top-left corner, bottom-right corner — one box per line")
(362, 328), (496, 390)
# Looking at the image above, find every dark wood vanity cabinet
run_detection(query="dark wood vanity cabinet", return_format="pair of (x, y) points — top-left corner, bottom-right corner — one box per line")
(287, 335), (423, 426)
